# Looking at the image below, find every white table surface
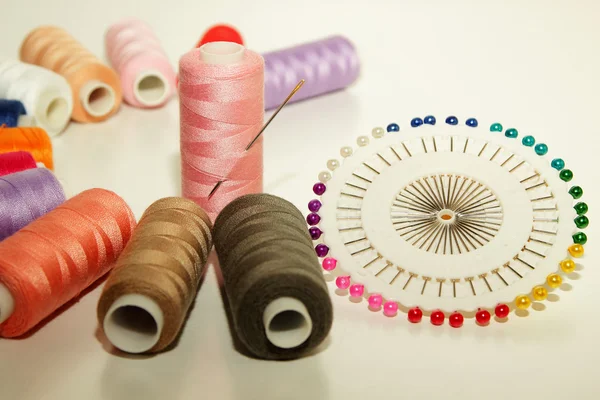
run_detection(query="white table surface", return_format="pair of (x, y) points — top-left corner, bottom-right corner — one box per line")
(1, 1), (599, 399)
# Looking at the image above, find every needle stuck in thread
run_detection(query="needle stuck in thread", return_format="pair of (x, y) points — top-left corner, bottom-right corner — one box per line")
(208, 79), (305, 199)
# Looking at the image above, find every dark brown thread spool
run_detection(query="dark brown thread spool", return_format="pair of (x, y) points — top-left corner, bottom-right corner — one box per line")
(213, 193), (333, 360)
(97, 197), (212, 354)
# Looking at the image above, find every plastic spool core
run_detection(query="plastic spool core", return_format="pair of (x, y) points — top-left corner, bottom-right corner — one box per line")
(437, 209), (456, 224)
(0, 283), (15, 325)
(79, 80), (116, 118)
(263, 297), (313, 349)
(134, 70), (169, 107)
(199, 41), (245, 65)
(44, 97), (69, 131)
(103, 294), (164, 354)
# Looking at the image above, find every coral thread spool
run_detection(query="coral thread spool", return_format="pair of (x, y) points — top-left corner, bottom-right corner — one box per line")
(106, 19), (176, 108)
(0, 189), (135, 337)
(0, 60), (72, 135)
(20, 26), (122, 122)
(179, 42), (264, 220)
(0, 127), (53, 169)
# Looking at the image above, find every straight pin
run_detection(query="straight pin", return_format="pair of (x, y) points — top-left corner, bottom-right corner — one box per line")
(504, 262), (523, 278)
(479, 274), (493, 292)
(352, 173), (372, 184)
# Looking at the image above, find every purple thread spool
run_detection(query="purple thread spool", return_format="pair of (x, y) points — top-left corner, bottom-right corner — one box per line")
(0, 168), (65, 240)
(263, 36), (360, 110)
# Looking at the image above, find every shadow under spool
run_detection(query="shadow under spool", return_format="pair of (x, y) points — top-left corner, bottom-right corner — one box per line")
(213, 193), (333, 360)
(98, 197), (213, 354)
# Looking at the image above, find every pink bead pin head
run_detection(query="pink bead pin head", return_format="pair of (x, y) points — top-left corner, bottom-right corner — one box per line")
(368, 294), (383, 309)
(335, 276), (351, 290)
(383, 301), (398, 317)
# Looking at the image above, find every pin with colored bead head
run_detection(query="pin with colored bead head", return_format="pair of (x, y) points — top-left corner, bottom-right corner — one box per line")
(306, 114), (589, 329)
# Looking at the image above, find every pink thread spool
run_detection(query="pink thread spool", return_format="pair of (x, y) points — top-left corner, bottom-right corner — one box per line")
(179, 42), (264, 220)
(105, 19), (176, 108)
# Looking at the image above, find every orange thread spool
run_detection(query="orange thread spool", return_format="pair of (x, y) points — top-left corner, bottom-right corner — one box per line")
(20, 26), (122, 122)
(0, 189), (136, 338)
(0, 126), (53, 169)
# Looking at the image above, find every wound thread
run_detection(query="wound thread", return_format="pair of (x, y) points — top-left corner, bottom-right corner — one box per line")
(0, 189), (136, 337)
(20, 26), (122, 122)
(0, 60), (73, 135)
(0, 99), (27, 127)
(213, 193), (333, 360)
(179, 43), (264, 221)
(98, 197), (212, 354)
(264, 36), (360, 110)
(106, 18), (176, 108)
(0, 126), (53, 169)
(0, 168), (65, 241)
(0, 151), (37, 176)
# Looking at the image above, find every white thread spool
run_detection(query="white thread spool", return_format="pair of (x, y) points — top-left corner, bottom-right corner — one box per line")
(79, 80), (116, 118)
(0, 283), (14, 325)
(262, 297), (313, 349)
(0, 60), (72, 136)
(102, 294), (164, 354)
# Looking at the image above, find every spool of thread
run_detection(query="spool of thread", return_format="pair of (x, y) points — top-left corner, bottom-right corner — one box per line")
(106, 19), (176, 108)
(263, 36), (360, 110)
(0, 151), (38, 176)
(213, 193), (333, 360)
(98, 197), (212, 353)
(0, 99), (34, 127)
(0, 60), (72, 135)
(0, 126), (53, 169)
(0, 188), (135, 337)
(179, 42), (264, 221)
(0, 168), (65, 241)
(197, 24), (244, 47)
(20, 26), (122, 122)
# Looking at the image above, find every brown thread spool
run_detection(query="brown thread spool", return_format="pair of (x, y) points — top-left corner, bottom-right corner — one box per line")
(213, 193), (333, 360)
(20, 26), (122, 122)
(97, 197), (212, 354)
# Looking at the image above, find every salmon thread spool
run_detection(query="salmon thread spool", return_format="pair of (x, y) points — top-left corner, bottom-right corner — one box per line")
(179, 42), (264, 221)
(0, 126), (53, 169)
(105, 18), (176, 108)
(20, 26), (122, 122)
(0, 189), (136, 337)
(0, 60), (73, 135)
(98, 197), (212, 354)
